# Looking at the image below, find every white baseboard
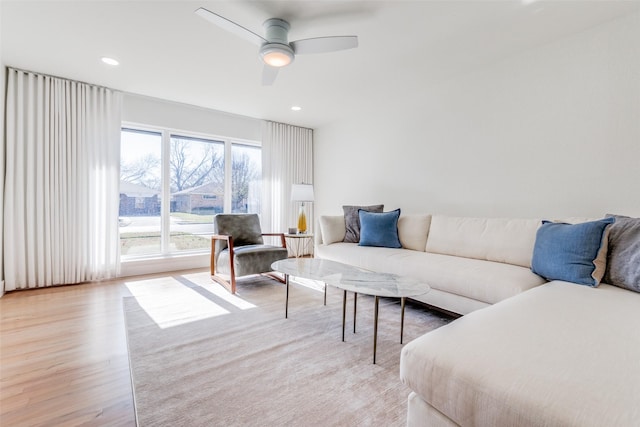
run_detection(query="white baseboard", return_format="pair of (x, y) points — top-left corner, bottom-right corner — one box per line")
(120, 253), (209, 278)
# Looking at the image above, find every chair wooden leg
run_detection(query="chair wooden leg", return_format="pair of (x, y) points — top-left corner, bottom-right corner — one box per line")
(230, 273), (236, 294)
(211, 275), (235, 294)
(264, 272), (286, 284)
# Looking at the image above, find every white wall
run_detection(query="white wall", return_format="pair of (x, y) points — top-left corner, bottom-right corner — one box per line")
(315, 11), (640, 219)
(122, 93), (262, 141)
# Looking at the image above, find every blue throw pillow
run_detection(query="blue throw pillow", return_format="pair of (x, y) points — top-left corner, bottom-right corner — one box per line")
(531, 217), (615, 286)
(358, 209), (402, 248)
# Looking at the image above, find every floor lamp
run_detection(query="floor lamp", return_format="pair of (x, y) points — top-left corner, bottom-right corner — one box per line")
(291, 183), (314, 234)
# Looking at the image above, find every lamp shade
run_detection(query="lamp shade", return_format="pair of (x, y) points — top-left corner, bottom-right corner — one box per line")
(291, 184), (314, 202)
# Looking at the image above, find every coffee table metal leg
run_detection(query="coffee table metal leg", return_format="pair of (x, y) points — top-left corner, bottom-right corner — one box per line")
(353, 292), (357, 333)
(285, 274), (290, 319)
(324, 283), (327, 306)
(342, 290), (347, 342)
(400, 297), (405, 344)
(373, 295), (379, 364)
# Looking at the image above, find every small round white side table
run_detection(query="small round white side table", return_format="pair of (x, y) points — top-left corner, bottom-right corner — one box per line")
(284, 233), (314, 258)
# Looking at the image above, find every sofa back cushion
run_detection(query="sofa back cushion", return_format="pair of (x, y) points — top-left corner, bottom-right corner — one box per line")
(425, 216), (541, 268)
(397, 214), (431, 252)
(319, 215), (346, 245)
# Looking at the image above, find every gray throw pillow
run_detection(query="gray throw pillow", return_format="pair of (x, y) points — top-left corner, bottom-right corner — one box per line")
(603, 214), (640, 292)
(342, 204), (384, 243)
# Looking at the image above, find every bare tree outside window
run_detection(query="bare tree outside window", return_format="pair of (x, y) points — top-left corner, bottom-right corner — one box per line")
(170, 138), (224, 192)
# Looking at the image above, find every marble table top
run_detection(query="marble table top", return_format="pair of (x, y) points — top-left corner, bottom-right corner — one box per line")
(272, 258), (430, 298)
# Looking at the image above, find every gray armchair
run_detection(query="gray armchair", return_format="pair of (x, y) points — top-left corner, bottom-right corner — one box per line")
(210, 214), (288, 294)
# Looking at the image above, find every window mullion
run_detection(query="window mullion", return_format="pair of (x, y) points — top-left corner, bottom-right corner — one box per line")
(161, 131), (171, 253)
(224, 139), (233, 213)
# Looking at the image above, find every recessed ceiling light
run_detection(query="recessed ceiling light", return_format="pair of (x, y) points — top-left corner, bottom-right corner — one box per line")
(291, 106), (302, 111)
(101, 57), (119, 66)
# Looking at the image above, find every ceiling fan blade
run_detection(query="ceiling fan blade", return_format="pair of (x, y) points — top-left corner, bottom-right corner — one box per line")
(291, 36), (358, 55)
(262, 65), (279, 86)
(195, 7), (266, 46)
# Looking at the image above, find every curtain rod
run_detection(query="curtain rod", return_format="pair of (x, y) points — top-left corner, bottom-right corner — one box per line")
(266, 120), (314, 132)
(6, 65), (120, 93)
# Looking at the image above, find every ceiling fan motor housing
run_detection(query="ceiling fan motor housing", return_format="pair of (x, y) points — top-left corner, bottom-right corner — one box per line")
(263, 18), (290, 44)
(260, 18), (294, 67)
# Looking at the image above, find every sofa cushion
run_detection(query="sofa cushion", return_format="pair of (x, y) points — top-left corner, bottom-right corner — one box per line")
(319, 215), (346, 245)
(603, 214), (640, 292)
(342, 204), (383, 243)
(531, 218), (615, 287)
(425, 216), (541, 268)
(400, 281), (640, 427)
(358, 209), (402, 248)
(397, 214), (431, 252)
(217, 245), (289, 277)
(315, 243), (545, 305)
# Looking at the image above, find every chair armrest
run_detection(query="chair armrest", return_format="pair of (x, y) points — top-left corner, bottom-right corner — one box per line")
(211, 234), (234, 252)
(262, 233), (287, 248)
(211, 234), (235, 276)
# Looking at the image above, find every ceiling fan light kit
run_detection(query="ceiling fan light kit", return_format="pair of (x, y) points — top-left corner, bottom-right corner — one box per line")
(195, 7), (358, 85)
(261, 43), (294, 67)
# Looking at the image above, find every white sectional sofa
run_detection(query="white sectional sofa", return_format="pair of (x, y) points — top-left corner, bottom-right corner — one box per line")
(316, 214), (548, 315)
(399, 280), (640, 426)
(315, 212), (640, 426)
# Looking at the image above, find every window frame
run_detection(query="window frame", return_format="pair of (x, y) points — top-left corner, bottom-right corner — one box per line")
(120, 121), (262, 260)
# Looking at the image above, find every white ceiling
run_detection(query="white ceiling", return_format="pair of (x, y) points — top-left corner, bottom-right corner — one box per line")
(2, 0), (639, 129)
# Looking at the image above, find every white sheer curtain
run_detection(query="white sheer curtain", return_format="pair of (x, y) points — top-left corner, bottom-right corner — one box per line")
(262, 121), (313, 235)
(3, 68), (122, 291)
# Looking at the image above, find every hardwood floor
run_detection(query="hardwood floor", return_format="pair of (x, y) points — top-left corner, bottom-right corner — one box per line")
(0, 269), (206, 426)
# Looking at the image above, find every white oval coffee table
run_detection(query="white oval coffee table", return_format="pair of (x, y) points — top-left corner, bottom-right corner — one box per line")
(271, 258), (430, 364)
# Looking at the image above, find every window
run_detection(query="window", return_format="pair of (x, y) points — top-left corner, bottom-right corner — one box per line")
(119, 129), (162, 256)
(169, 135), (225, 253)
(119, 127), (261, 258)
(232, 144), (262, 213)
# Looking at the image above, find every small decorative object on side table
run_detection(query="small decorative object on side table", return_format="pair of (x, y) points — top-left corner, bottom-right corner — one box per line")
(291, 183), (314, 234)
(284, 233), (314, 258)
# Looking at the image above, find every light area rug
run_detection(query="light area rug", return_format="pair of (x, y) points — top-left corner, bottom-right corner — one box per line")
(123, 271), (452, 426)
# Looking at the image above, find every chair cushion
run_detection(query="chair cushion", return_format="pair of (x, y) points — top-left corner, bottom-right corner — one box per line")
(217, 245), (288, 277)
(214, 214), (264, 246)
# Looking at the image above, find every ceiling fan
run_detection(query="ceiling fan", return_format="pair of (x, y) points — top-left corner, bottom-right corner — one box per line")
(195, 7), (358, 85)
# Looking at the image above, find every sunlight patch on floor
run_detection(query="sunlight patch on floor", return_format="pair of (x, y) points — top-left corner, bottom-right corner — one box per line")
(180, 272), (257, 310)
(125, 276), (233, 329)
